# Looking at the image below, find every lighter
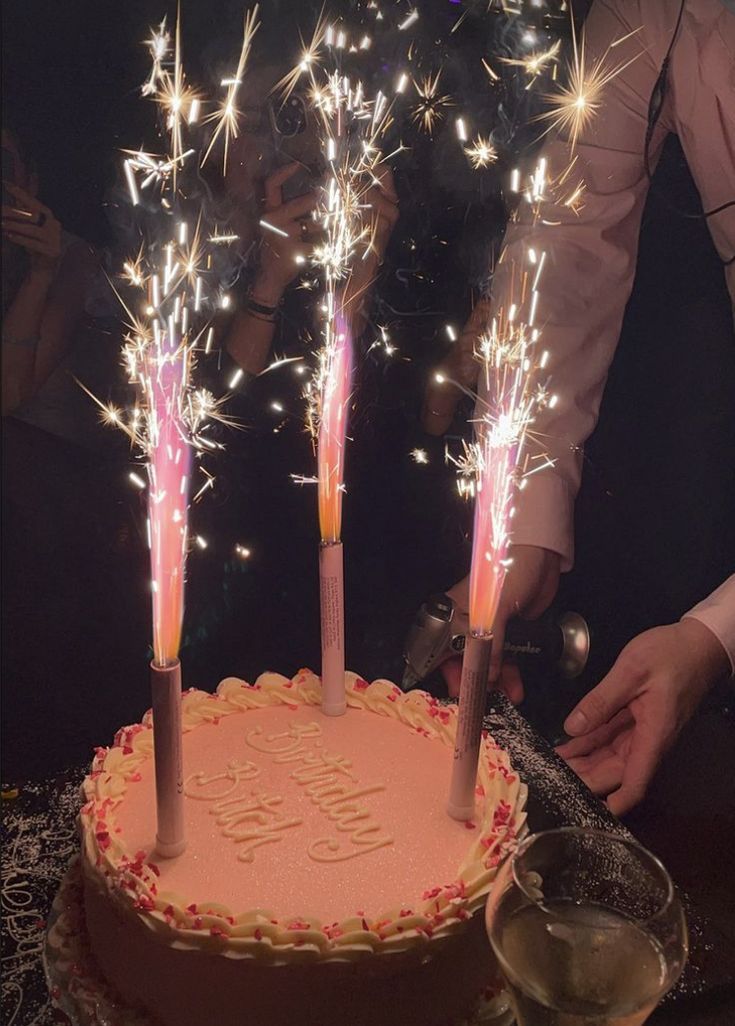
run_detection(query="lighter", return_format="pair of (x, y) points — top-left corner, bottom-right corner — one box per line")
(401, 593), (589, 690)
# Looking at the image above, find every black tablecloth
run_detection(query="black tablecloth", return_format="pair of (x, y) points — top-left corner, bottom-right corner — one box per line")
(2, 695), (733, 1026)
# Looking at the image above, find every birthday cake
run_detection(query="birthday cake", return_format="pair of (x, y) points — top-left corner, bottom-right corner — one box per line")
(79, 670), (527, 1026)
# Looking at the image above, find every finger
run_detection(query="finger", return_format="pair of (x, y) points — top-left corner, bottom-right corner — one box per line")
(606, 730), (665, 816)
(1, 221), (48, 240)
(555, 708), (633, 759)
(495, 662), (524, 705)
(263, 163), (301, 211)
(567, 752), (624, 797)
(2, 233), (54, 256)
(563, 657), (632, 736)
(488, 607), (509, 684)
(373, 165), (398, 202)
(368, 191), (400, 226)
(442, 656), (462, 699)
(278, 191), (317, 222)
(2, 204), (39, 223)
(3, 181), (38, 209)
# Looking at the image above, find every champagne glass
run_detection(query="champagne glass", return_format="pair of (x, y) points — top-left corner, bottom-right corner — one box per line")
(485, 828), (687, 1026)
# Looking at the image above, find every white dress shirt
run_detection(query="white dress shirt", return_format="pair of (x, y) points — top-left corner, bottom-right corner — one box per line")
(490, 0), (735, 667)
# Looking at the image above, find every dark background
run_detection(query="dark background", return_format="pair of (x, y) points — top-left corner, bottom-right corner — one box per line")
(2, 0), (734, 778)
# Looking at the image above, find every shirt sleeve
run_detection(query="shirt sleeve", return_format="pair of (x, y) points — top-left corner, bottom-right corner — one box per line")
(682, 575), (735, 675)
(490, 0), (669, 570)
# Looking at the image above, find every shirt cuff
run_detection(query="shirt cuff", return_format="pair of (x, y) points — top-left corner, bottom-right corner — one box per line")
(681, 575), (735, 676)
(510, 470), (575, 572)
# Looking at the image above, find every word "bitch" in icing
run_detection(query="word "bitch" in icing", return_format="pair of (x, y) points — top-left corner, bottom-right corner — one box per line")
(184, 722), (394, 864)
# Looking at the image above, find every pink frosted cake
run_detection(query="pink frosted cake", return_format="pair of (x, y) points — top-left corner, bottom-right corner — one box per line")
(80, 670), (527, 1026)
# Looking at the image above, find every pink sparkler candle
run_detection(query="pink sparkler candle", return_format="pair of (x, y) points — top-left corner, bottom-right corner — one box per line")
(447, 432), (513, 821)
(317, 310), (353, 716)
(447, 303), (541, 822)
(147, 330), (191, 856)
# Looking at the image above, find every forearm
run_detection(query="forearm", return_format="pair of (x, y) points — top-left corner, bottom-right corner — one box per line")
(1, 268), (55, 414)
(224, 272), (282, 376)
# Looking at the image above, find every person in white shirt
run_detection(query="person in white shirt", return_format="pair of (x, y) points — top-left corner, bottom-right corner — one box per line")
(423, 0), (735, 814)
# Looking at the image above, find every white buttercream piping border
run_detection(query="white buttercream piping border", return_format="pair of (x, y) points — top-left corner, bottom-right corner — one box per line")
(80, 670), (527, 963)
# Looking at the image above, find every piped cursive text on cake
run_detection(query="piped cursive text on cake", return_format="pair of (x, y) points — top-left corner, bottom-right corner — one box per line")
(244, 722), (394, 863)
(183, 720), (394, 865)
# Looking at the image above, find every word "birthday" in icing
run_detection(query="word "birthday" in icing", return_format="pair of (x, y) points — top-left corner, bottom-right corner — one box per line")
(245, 722), (394, 862)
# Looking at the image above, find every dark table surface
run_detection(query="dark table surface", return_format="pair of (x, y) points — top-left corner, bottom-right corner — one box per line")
(2, 693), (733, 1026)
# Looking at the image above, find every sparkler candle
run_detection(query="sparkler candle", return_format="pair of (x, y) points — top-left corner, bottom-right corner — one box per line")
(447, 286), (548, 822)
(281, 24), (401, 719)
(317, 311), (352, 716)
(147, 328), (191, 856)
(92, 9), (262, 857)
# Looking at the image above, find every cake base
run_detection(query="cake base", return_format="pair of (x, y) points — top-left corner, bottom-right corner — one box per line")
(46, 860), (514, 1026)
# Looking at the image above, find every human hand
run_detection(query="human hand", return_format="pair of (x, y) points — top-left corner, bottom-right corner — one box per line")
(252, 163), (317, 305)
(2, 182), (62, 277)
(341, 166), (399, 331)
(556, 619), (730, 816)
(442, 544), (561, 702)
(421, 296), (491, 436)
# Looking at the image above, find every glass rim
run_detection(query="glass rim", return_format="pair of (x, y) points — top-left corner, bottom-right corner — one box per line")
(509, 826), (677, 924)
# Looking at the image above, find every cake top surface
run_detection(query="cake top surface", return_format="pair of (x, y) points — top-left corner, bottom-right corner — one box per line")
(81, 670), (527, 962)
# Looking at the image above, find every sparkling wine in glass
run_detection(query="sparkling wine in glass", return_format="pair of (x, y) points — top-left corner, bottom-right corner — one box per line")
(485, 828), (688, 1026)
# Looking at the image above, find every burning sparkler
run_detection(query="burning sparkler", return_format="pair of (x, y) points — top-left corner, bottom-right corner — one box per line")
(447, 250), (552, 821)
(93, 8), (263, 856)
(277, 19), (400, 718)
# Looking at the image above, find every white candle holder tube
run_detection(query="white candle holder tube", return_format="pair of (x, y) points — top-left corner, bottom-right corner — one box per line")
(150, 659), (186, 857)
(447, 633), (492, 821)
(320, 540), (346, 716)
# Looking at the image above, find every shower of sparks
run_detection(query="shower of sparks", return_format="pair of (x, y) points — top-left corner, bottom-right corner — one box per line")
(536, 22), (641, 150)
(464, 135), (498, 170)
(201, 5), (261, 173)
(454, 259), (554, 636)
(410, 72), (453, 136)
(281, 24), (398, 546)
(86, 8), (253, 667)
(410, 448), (429, 465)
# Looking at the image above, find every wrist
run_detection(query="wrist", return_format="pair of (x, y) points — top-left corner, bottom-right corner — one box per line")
(679, 616), (731, 683)
(26, 265), (57, 289)
(251, 271), (286, 307)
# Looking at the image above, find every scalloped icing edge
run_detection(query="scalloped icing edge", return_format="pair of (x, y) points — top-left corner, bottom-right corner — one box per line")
(80, 670), (528, 965)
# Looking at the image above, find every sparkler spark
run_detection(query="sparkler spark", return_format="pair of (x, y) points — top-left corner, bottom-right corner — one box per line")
(464, 135), (498, 170)
(536, 23), (641, 150)
(201, 6), (260, 173)
(500, 38), (561, 84)
(410, 72), (453, 136)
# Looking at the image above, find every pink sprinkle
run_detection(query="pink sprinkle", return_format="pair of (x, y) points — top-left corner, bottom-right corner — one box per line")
(186, 904), (198, 914)
(361, 918), (369, 932)
(354, 677), (369, 690)
(399, 909), (413, 918)
(147, 862), (161, 877)
(464, 820), (476, 830)
(210, 925), (226, 938)
(254, 928), (263, 941)
(134, 894), (155, 911)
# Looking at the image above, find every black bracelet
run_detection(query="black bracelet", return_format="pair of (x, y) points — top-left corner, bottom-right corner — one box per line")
(246, 296), (279, 318)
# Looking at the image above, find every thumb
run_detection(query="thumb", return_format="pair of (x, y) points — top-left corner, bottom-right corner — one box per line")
(564, 658), (631, 737)
(488, 610), (509, 684)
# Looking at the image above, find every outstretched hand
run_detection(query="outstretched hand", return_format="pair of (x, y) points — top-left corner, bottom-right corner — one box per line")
(556, 618), (729, 816)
